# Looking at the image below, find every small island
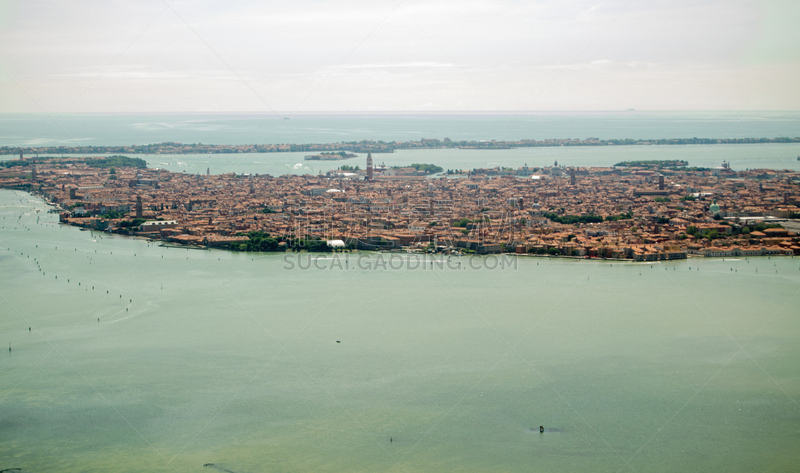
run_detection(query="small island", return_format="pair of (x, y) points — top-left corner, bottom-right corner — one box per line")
(305, 151), (357, 161)
(614, 160), (688, 168)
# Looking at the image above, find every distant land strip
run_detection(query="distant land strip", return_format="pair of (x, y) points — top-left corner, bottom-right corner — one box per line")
(2, 136), (800, 156)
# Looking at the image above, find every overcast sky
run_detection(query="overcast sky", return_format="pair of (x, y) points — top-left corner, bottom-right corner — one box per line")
(0, 0), (798, 113)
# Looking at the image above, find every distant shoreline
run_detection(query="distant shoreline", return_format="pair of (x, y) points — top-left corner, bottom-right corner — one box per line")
(2, 136), (799, 156)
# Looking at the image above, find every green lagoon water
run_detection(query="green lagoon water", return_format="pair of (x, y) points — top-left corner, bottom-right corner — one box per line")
(6, 143), (799, 179)
(4, 111), (800, 176)
(1, 189), (799, 471)
(136, 142), (800, 178)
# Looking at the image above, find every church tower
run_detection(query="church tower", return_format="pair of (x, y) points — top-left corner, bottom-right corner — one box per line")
(366, 152), (374, 181)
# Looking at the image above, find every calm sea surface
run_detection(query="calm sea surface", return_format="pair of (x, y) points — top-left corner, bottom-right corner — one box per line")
(1, 190), (799, 472)
(2, 111), (800, 146)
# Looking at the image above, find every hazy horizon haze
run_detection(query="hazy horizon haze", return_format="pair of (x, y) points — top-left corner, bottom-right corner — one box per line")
(1, 0), (798, 114)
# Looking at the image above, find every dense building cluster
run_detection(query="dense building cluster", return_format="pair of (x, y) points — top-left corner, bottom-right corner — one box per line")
(2, 155), (799, 259)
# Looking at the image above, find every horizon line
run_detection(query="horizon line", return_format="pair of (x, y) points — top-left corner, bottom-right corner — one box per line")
(2, 110), (800, 116)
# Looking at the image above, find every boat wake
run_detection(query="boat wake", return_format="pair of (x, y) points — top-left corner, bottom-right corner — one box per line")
(204, 464), (238, 473)
(108, 310), (138, 324)
(528, 427), (563, 434)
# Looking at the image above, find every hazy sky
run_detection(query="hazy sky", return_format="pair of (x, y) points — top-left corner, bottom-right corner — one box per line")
(0, 0), (798, 113)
